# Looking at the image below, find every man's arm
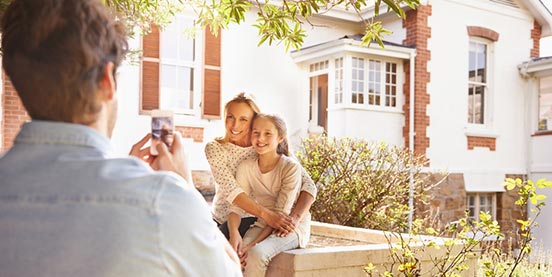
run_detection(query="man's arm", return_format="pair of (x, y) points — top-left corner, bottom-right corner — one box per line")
(158, 177), (241, 276)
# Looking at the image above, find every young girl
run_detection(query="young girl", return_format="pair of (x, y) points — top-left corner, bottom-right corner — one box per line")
(228, 114), (311, 276)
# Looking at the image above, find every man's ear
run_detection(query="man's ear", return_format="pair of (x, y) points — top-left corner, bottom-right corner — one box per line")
(99, 62), (116, 100)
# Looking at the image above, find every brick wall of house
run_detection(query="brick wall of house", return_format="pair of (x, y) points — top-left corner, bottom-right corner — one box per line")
(402, 5), (432, 163)
(175, 126), (204, 143)
(531, 20), (541, 58)
(1, 74), (29, 152)
(467, 26), (500, 41)
(467, 136), (496, 151)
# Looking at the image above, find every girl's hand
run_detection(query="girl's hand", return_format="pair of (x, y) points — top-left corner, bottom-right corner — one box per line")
(241, 243), (254, 254)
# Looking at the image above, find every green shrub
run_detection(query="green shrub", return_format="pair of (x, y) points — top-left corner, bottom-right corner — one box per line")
(296, 136), (438, 232)
(365, 178), (552, 277)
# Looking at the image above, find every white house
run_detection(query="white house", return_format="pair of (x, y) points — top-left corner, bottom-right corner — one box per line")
(2, 0), (552, 249)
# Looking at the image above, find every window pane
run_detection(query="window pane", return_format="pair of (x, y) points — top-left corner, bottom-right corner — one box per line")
(468, 84), (485, 124)
(469, 42), (476, 83)
(178, 18), (195, 61)
(467, 195), (476, 220)
(469, 41), (487, 84)
(161, 64), (177, 89)
(477, 43), (486, 83)
(475, 86), (485, 124)
(351, 57), (365, 105)
(368, 60), (381, 106)
(161, 17), (195, 62)
(385, 62), (397, 107)
(480, 195), (492, 214)
(539, 75), (552, 131)
(160, 65), (193, 110)
(334, 58), (343, 104)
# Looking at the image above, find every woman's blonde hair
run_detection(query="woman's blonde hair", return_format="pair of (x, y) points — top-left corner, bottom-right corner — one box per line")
(216, 92), (261, 143)
(253, 113), (289, 156)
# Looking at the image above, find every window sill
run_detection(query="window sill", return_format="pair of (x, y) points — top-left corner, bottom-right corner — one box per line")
(328, 104), (403, 114)
(532, 130), (552, 137)
(464, 127), (499, 138)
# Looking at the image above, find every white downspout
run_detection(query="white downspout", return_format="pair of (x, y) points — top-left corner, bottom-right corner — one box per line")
(408, 50), (417, 231)
(519, 62), (533, 231)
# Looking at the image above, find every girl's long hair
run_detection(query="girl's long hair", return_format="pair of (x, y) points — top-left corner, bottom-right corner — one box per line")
(216, 92), (261, 144)
(254, 114), (289, 156)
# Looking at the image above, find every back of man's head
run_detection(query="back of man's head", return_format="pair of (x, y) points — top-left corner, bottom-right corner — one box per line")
(1, 0), (128, 124)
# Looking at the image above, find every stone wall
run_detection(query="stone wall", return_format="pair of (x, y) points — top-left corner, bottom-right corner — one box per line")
(420, 173), (526, 249)
(192, 170), (216, 202)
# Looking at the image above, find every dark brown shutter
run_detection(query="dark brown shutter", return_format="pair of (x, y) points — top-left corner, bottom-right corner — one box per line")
(141, 26), (160, 111)
(202, 27), (221, 119)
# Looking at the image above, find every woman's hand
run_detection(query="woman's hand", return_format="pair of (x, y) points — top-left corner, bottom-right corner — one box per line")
(264, 210), (296, 234)
(228, 230), (242, 253)
(229, 231), (247, 269)
(273, 214), (299, 237)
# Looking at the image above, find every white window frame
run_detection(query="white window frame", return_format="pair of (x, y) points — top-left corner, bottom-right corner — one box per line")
(466, 37), (495, 134)
(307, 59), (330, 126)
(159, 14), (203, 116)
(351, 56), (400, 109)
(466, 193), (496, 222)
(538, 75), (552, 132)
(328, 54), (403, 112)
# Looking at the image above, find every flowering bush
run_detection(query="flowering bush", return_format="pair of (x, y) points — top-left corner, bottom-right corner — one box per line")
(296, 136), (438, 232)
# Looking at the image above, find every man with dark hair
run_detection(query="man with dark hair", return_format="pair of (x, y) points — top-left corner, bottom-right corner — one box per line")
(0, 0), (241, 276)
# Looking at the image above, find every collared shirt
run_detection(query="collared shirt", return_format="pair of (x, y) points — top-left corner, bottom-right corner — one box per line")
(0, 121), (241, 277)
(205, 140), (317, 224)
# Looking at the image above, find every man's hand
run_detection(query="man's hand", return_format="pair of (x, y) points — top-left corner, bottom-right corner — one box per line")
(151, 132), (193, 185)
(129, 133), (154, 164)
(130, 132), (193, 185)
(263, 210), (295, 233)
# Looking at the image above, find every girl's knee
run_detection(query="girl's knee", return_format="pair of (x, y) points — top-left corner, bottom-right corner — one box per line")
(248, 246), (271, 266)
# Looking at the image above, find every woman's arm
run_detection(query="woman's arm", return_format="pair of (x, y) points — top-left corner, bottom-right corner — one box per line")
(227, 212), (247, 269)
(227, 212), (242, 251)
(232, 193), (293, 229)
